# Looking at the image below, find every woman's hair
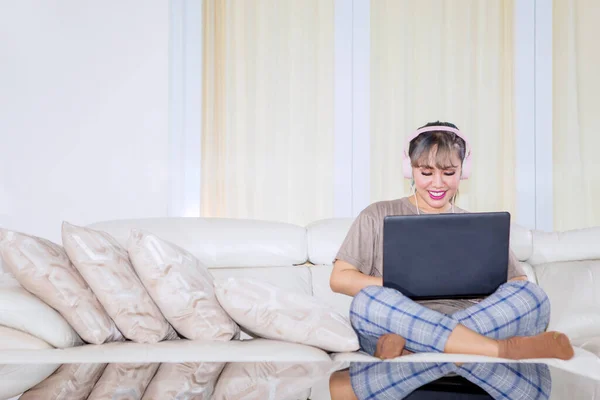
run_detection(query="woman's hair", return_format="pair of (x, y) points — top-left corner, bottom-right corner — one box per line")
(408, 121), (467, 170)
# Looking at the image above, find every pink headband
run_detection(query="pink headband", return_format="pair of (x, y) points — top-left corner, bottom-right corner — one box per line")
(402, 126), (472, 180)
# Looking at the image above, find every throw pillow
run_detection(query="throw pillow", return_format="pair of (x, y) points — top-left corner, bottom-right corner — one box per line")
(127, 230), (239, 341)
(0, 229), (123, 344)
(212, 362), (330, 400)
(214, 278), (359, 352)
(62, 222), (178, 343)
(87, 363), (159, 400)
(141, 362), (225, 400)
(20, 364), (107, 400)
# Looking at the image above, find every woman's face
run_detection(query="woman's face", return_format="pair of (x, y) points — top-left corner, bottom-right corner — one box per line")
(412, 150), (462, 212)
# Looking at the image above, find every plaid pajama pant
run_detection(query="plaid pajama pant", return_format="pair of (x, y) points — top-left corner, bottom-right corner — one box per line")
(349, 281), (552, 399)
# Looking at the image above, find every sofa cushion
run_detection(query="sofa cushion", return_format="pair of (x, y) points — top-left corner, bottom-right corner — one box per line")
(19, 363), (107, 400)
(142, 362), (225, 400)
(62, 222), (177, 343)
(529, 227), (600, 265)
(309, 264), (353, 317)
(0, 272), (82, 348)
(87, 363), (159, 400)
(88, 218), (308, 268)
(571, 336), (600, 357)
(127, 230), (239, 341)
(215, 278), (359, 352)
(213, 362), (331, 400)
(535, 260), (600, 340)
(0, 230), (123, 344)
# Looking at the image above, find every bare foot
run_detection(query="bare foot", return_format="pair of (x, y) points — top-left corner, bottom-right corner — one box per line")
(374, 333), (407, 359)
(498, 331), (575, 360)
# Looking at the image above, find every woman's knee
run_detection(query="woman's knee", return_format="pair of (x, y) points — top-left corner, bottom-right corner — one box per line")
(350, 286), (384, 313)
(509, 281), (551, 327)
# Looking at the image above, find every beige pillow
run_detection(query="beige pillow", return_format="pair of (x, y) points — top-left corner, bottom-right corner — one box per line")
(20, 364), (107, 400)
(62, 222), (178, 343)
(127, 230), (239, 341)
(141, 362), (225, 400)
(212, 362), (330, 400)
(214, 278), (359, 352)
(87, 363), (159, 400)
(0, 229), (123, 344)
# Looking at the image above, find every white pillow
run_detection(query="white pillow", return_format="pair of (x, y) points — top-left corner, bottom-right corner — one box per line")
(127, 230), (239, 341)
(87, 363), (159, 400)
(142, 362), (225, 399)
(212, 362), (330, 400)
(214, 278), (359, 352)
(0, 272), (82, 348)
(19, 364), (107, 400)
(0, 229), (123, 344)
(62, 222), (178, 343)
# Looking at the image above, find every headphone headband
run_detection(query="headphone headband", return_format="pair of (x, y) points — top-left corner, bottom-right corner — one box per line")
(402, 125), (473, 180)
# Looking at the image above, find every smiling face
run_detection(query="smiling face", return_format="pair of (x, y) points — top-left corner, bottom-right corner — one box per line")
(408, 131), (466, 213)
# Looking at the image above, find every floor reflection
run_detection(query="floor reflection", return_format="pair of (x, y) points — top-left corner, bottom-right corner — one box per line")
(337, 362), (550, 400)
(12, 360), (600, 400)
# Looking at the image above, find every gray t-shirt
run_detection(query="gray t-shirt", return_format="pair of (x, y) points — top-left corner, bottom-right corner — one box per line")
(335, 197), (526, 315)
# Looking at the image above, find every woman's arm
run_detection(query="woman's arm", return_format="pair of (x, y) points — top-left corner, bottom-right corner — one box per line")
(507, 250), (529, 282)
(330, 259), (382, 297)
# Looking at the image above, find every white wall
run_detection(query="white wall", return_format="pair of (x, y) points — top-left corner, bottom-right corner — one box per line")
(0, 1), (170, 244)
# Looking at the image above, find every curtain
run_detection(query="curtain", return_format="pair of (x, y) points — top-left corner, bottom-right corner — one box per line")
(370, 0), (516, 215)
(202, 0), (334, 226)
(553, 0), (600, 231)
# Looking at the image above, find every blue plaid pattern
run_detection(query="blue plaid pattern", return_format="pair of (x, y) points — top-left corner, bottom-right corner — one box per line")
(349, 361), (552, 400)
(350, 281), (550, 355)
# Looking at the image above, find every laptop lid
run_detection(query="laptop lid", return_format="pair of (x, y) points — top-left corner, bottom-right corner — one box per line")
(382, 212), (510, 300)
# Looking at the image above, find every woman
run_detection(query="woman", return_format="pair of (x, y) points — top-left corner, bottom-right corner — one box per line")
(328, 122), (573, 400)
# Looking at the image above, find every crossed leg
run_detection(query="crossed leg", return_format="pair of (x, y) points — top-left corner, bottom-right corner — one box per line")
(349, 281), (572, 360)
(331, 281), (562, 400)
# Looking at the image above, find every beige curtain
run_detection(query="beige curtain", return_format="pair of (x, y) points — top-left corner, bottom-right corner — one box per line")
(202, 0), (334, 226)
(370, 0), (516, 215)
(553, 0), (600, 231)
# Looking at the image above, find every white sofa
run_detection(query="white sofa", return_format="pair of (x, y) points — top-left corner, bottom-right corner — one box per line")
(1, 217), (600, 399)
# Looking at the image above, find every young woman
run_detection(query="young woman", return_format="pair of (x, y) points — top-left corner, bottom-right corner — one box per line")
(328, 122), (573, 400)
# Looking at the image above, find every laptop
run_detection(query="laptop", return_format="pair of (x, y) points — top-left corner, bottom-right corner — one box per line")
(382, 212), (510, 300)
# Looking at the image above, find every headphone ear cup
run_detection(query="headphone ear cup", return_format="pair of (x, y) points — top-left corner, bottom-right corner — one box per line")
(402, 155), (413, 179)
(460, 155), (472, 179)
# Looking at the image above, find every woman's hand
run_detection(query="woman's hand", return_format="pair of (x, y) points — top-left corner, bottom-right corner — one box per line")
(330, 259), (383, 297)
(508, 275), (529, 282)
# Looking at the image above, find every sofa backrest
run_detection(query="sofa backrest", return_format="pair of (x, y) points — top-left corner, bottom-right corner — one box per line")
(3, 217), (599, 341)
(87, 218), (308, 268)
(84, 217), (544, 322)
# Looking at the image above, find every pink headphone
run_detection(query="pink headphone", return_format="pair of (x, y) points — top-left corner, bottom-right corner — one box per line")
(402, 126), (473, 180)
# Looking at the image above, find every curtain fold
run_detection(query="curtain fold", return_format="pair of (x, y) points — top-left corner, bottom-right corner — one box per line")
(202, 0), (334, 226)
(370, 0), (516, 215)
(553, 0), (600, 230)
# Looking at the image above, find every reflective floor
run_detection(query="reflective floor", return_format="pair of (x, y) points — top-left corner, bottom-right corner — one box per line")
(7, 361), (600, 400)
